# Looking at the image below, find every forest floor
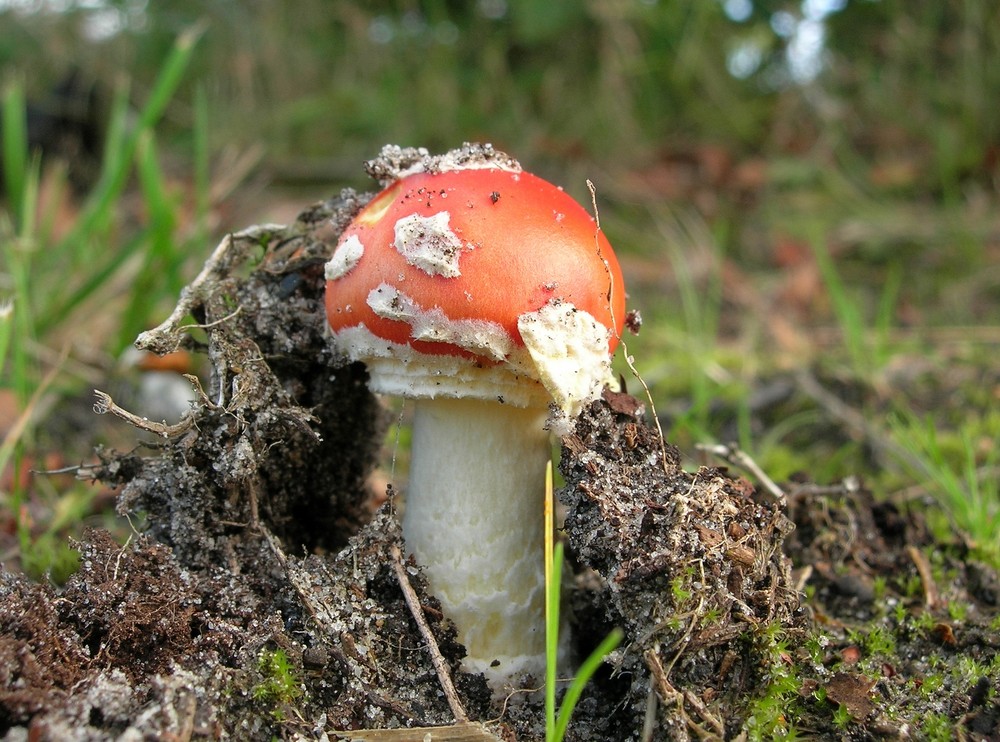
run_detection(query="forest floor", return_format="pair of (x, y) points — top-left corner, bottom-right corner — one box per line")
(2, 173), (998, 740)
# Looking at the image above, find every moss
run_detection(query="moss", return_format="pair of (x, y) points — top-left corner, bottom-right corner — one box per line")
(252, 649), (303, 722)
(743, 622), (807, 741)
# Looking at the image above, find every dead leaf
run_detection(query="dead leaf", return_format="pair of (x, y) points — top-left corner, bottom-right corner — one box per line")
(824, 672), (877, 719)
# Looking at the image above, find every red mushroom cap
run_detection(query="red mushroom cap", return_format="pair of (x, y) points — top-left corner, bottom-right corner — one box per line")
(325, 152), (626, 413)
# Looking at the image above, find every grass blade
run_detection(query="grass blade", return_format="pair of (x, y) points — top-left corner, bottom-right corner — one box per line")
(2, 81), (28, 223)
(553, 628), (623, 742)
(0, 300), (13, 379)
(193, 83), (211, 247)
(544, 460), (558, 738)
(545, 458), (624, 742)
(51, 23), (204, 261)
(118, 129), (180, 346)
(35, 228), (151, 338)
(37, 24), (204, 336)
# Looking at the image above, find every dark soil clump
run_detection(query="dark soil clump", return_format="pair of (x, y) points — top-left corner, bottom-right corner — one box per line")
(556, 394), (802, 738)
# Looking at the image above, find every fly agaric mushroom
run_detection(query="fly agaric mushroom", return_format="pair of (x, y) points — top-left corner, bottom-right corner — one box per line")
(324, 144), (625, 690)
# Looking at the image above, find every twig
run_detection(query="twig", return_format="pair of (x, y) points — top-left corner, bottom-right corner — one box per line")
(644, 647), (678, 705)
(587, 180), (671, 475)
(906, 545), (939, 610)
(696, 441), (786, 506)
(646, 648), (724, 741)
(112, 534), (133, 581)
(330, 722), (500, 740)
(245, 473), (262, 530)
(786, 478), (860, 499)
(792, 564), (813, 594)
(92, 389), (195, 438)
(682, 689), (724, 738)
(390, 545), (469, 723)
(135, 225), (284, 356)
(181, 373), (216, 409)
(259, 524), (334, 631)
(645, 649), (719, 740)
(640, 685), (658, 742)
(180, 305), (243, 331)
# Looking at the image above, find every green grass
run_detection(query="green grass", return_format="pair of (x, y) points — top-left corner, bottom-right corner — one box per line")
(887, 410), (1000, 564)
(543, 460), (623, 742)
(0, 27), (205, 580)
(36, 24), (206, 344)
(619, 140), (999, 570)
(806, 234), (903, 378)
(545, 541), (623, 742)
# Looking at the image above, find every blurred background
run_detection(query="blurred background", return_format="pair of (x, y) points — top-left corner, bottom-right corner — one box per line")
(1, 0), (998, 579)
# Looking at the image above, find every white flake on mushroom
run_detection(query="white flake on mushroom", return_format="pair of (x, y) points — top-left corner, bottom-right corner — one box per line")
(392, 211), (467, 278)
(518, 299), (615, 420)
(366, 284), (513, 361)
(324, 235), (365, 281)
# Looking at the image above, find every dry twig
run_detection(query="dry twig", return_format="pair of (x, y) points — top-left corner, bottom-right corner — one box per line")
(390, 545), (469, 723)
(906, 545), (940, 609)
(259, 525), (338, 632)
(644, 648), (722, 741)
(330, 723), (499, 741)
(92, 389), (195, 439)
(793, 370), (921, 473)
(696, 441), (786, 506)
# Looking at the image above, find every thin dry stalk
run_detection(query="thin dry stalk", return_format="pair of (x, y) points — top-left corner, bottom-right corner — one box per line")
(696, 441), (787, 506)
(92, 389), (195, 439)
(390, 544), (469, 724)
(587, 179), (671, 476)
(906, 545), (940, 609)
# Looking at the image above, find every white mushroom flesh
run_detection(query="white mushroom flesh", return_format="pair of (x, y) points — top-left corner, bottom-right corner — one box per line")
(366, 284), (513, 361)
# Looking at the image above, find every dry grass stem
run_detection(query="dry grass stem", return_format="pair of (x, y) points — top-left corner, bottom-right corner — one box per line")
(906, 544), (940, 610)
(696, 442), (786, 505)
(390, 544), (469, 724)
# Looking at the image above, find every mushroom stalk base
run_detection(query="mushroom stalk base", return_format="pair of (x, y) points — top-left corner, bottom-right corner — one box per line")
(402, 397), (551, 691)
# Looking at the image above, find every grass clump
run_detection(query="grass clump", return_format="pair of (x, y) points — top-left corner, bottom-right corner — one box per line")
(887, 411), (1000, 565)
(0, 28), (207, 580)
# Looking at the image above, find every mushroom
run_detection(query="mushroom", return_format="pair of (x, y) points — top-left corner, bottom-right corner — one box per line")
(324, 145), (625, 690)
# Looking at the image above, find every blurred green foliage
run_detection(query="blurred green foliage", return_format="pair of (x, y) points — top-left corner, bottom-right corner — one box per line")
(0, 0), (994, 187)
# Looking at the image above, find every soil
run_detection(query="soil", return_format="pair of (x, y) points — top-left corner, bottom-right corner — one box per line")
(2, 147), (998, 741)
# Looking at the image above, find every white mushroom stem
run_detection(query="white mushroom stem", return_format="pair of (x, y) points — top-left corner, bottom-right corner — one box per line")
(402, 396), (552, 690)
